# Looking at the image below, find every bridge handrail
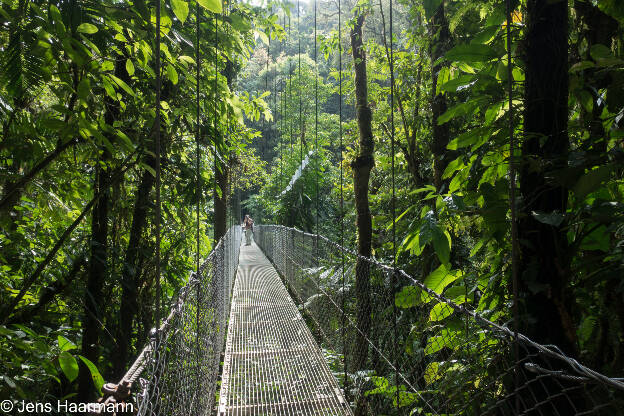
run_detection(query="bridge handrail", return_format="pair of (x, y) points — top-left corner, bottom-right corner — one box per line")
(256, 224), (624, 392)
(96, 225), (242, 412)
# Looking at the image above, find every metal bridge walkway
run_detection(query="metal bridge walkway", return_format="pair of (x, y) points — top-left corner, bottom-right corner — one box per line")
(217, 242), (351, 416)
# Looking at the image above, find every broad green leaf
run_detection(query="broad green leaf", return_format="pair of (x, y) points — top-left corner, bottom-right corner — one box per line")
(429, 302), (453, 322)
(425, 329), (459, 356)
(198, 0), (222, 13)
(438, 100), (479, 124)
(59, 351), (79, 382)
(77, 78), (90, 100)
(422, 264), (462, 302)
(58, 335), (77, 352)
(395, 285), (421, 309)
(170, 0), (189, 23)
(440, 74), (475, 93)
(598, 0), (624, 24)
(231, 12), (251, 32)
(447, 127), (491, 151)
(423, 0), (443, 21)
(446, 44), (498, 63)
(570, 61), (595, 73)
(573, 165), (613, 201)
(432, 227), (451, 265)
(531, 211), (564, 227)
(78, 355), (105, 391)
(436, 67), (451, 94)
(126, 59), (135, 76)
(590, 44), (613, 60)
(257, 31), (269, 46)
(580, 225), (610, 252)
(442, 157), (464, 180)
(166, 64), (178, 85)
(77, 23), (98, 34)
(109, 74), (136, 97)
(424, 362), (441, 384)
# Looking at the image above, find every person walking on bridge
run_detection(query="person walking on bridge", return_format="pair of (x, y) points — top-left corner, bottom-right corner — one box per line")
(243, 214), (254, 246)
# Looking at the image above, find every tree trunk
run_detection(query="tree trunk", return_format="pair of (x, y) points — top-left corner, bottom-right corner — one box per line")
(520, 0), (572, 356)
(77, 147), (111, 402)
(350, 10), (374, 414)
(78, 57), (127, 400)
(517, 0), (577, 412)
(214, 160), (228, 241)
(114, 163), (155, 377)
(428, 2), (452, 193)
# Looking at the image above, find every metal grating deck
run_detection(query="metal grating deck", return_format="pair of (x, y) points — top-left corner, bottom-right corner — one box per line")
(218, 243), (352, 416)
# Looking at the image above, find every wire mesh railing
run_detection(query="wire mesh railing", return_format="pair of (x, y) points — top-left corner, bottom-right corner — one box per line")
(254, 225), (624, 416)
(99, 225), (241, 415)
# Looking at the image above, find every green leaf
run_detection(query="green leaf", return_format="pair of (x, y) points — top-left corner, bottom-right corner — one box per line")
(440, 74), (475, 93)
(580, 225), (610, 252)
(395, 286), (421, 309)
(590, 44), (613, 61)
(76, 23), (98, 34)
(422, 264), (462, 302)
(531, 210), (564, 227)
(77, 78), (90, 101)
(429, 302), (453, 322)
(166, 64), (178, 85)
(59, 351), (79, 382)
(78, 355), (105, 392)
(57, 335), (77, 352)
(170, 0), (189, 23)
(423, 362), (441, 384)
(230, 12), (251, 32)
(447, 127), (491, 151)
(126, 59), (135, 76)
(446, 44), (498, 63)
(432, 227), (451, 265)
(438, 100), (480, 124)
(109, 74), (136, 97)
(423, 0), (443, 21)
(598, 0), (624, 24)
(573, 165), (613, 201)
(425, 329), (459, 356)
(198, 0), (222, 13)
(257, 31), (269, 46)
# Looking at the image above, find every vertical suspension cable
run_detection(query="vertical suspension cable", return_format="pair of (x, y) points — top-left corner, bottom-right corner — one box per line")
(298, 0), (303, 165)
(280, 12), (286, 190)
(288, 12), (293, 152)
(389, 0), (399, 411)
(338, 0), (346, 392)
(213, 9), (218, 242)
(194, 6), (202, 413)
(264, 33), (270, 160)
(196, 0), (201, 279)
(314, 0), (319, 240)
(155, 0), (162, 326)
(506, 0), (519, 413)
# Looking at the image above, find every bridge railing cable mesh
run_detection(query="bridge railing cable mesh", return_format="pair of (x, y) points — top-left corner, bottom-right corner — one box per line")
(101, 225), (241, 415)
(254, 225), (624, 416)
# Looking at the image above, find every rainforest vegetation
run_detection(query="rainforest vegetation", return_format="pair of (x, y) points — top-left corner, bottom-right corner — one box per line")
(0, 0), (623, 409)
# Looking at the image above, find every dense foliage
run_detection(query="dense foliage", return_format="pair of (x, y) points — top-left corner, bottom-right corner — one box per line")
(246, 0), (624, 392)
(1, 0), (623, 410)
(0, 0), (274, 402)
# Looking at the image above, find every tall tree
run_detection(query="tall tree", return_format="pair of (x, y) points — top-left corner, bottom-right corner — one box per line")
(428, 1), (452, 192)
(350, 6), (374, 414)
(518, 0), (576, 411)
(520, 0), (572, 354)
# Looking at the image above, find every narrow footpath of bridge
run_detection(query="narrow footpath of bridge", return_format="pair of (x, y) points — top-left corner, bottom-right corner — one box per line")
(217, 242), (352, 416)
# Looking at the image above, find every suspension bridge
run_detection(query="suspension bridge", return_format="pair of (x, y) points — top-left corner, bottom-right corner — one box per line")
(94, 224), (624, 415)
(92, 0), (623, 413)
